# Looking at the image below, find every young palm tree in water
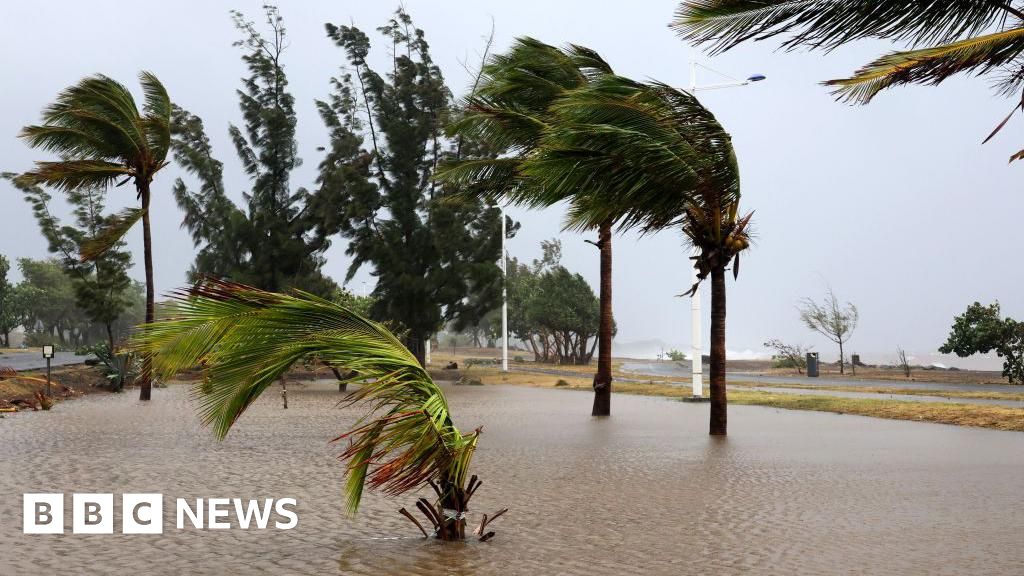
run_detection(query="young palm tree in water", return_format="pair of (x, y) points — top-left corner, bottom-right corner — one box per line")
(134, 278), (504, 540)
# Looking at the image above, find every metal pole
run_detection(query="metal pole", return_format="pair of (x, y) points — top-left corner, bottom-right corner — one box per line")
(501, 207), (509, 372)
(688, 63), (703, 398)
(46, 357), (51, 397)
(690, 249), (703, 398)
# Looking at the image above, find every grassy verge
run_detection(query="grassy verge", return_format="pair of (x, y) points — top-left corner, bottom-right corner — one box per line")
(725, 380), (1024, 402)
(463, 367), (1024, 432)
(727, 390), (1024, 432)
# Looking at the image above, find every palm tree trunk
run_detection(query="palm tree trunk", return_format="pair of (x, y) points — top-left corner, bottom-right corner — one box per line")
(709, 266), (727, 435)
(139, 185), (154, 401)
(592, 221), (613, 416)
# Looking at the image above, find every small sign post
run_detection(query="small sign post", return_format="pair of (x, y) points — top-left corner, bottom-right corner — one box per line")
(42, 345), (54, 396)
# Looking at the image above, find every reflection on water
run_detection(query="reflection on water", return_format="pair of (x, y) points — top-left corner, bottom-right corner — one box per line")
(2, 381), (1022, 575)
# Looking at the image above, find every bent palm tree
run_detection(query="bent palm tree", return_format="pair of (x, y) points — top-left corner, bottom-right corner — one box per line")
(524, 75), (751, 435)
(134, 278), (504, 540)
(673, 1), (1024, 161)
(18, 72), (172, 400)
(439, 38), (620, 416)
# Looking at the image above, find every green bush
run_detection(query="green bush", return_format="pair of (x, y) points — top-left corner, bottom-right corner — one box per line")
(79, 343), (140, 392)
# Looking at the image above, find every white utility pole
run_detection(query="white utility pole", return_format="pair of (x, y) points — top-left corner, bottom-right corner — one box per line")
(686, 62), (765, 400)
(501, 207), (509, 372)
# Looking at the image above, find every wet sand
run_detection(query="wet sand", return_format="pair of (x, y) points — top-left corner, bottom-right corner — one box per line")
(2, 381), (1022, 575)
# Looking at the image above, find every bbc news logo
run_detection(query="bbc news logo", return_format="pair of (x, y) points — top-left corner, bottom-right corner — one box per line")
(23, 494), (298, 534)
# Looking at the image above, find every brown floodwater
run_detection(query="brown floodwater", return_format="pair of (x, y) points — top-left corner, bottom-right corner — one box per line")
(2, 381), (1022, 575)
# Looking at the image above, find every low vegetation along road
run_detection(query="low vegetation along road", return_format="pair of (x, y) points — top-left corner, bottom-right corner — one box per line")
(442, 351), (1024, 432)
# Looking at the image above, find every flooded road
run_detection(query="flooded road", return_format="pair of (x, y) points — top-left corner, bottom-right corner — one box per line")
(2, 382), (1022, 575)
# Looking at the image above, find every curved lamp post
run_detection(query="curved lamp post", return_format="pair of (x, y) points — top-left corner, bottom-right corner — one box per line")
(686, 63), (766, 401)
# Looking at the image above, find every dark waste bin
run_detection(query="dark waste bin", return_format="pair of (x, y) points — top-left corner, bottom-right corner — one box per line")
(806, 352), (819, 377)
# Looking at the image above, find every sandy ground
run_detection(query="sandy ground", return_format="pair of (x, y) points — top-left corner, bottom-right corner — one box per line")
(1, 380), (1022, 575)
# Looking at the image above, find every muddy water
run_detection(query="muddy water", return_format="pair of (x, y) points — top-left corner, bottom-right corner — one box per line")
(1, 382), (1022, 575)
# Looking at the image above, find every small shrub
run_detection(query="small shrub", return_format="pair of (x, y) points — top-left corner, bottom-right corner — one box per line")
(34, 391), (53, 411)
(555, 379), (569, 387)
(513, 355), (524, 363)
(665, 349), (687, 361)
(80, 343), (140, 392)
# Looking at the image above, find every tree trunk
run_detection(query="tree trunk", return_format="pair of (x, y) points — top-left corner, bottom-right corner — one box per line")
(407, 333), (426, 367)
(139, 184), (154, 401)
(105, 323), (115, 351)
(709, 266), (727, 436)
(436, 480), (468, 541)
(592, 221), (613, 416)
(838, 340), (845, 375)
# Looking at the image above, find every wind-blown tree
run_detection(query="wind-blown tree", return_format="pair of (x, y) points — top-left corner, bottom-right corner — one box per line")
(17, 258), (87, 348)
(798, 288), (858, 374)
(135, 278), (506, 540)
(438, 38), (621, 416)
(310, 8), (509, 364)
(522, 74), (751, 435)
(170, 6), (335, 296)
(673, 1), (1024, 162)
(18, 72), (171, 400)
(940, 301), (1024, 383)
(505, 240), (608, 364)
(7, 174), (133, 350)
(0, 256), (34, 347)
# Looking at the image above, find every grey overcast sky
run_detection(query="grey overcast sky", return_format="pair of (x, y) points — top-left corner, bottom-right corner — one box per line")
(1, 1), (1021, 367)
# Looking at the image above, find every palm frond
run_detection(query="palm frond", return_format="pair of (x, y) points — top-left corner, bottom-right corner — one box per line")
(826, 27), (1024, 103)
(139, 71), (172, 163)
(80, 207), (145, 261)
(134, 278), (479, 514)
(19, 160), (132, 193)
(673, 1), (1012, 54)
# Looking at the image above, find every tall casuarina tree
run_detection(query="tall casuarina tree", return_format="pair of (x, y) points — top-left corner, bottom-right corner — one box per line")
(438, 38), (621, 416)
(18, 72), (171, 401)
(314, 8), (508, 365)
(523, 75), (751, 435)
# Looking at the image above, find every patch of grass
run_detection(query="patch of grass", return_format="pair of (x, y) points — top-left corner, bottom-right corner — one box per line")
(726, 380), (1024, 402)
(727, 390), (1024, 432)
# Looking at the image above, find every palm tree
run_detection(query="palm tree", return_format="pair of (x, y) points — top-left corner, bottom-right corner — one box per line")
(134, 278), (503, 540)
(523, 75), (751, 435)
(439, 38), (620, 416)
(18, 72), (172, 400)
(672, 1), (1024, 161)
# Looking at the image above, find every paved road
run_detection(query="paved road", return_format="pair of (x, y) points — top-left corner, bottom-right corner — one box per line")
(619, 361), (1024, 394)
(0, 351), (91, 372)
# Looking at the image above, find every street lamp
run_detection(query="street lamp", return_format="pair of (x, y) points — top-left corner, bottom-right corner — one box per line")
(42, 344), (54, 397)
(685, 63), (766, 401)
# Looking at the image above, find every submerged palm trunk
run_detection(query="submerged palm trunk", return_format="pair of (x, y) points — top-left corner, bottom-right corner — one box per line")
(592, 221), (613, 416)
(139, 184), (154, 401)
(709, 266), (727, 435)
